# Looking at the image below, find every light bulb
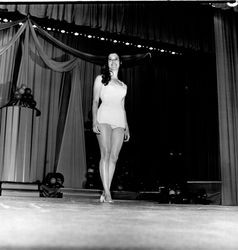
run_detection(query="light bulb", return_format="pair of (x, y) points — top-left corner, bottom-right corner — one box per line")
(227, 0), (238, 7)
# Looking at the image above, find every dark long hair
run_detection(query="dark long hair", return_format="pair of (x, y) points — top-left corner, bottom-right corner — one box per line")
(101, 53), (121, 86)
(101, 64), (111, 86)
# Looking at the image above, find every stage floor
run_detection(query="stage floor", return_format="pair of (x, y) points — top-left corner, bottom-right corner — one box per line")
(0, 196), (237, 250)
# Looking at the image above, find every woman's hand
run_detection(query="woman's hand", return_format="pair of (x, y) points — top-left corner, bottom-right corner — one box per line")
(124, 127), (130, 142)
(92, 121), (100, 134)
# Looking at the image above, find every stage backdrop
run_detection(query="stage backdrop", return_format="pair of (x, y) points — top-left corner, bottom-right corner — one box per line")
(0, 18), (148, 188)
(0, 4), (238, 205)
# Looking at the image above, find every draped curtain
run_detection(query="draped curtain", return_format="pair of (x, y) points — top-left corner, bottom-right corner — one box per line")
(0, 20), (25, 107)
(214, 10), (238, 205)
(0, 19), (87, 187)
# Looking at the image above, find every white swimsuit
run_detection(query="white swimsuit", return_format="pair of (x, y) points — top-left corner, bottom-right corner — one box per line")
(97, 81), (127, 129)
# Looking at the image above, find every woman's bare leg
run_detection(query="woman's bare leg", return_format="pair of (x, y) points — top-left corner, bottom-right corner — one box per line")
(108, 128), (125, 196)
(96, 124), (112, 197)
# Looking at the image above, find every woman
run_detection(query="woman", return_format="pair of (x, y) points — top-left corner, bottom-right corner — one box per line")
(92, 52), (130, 203)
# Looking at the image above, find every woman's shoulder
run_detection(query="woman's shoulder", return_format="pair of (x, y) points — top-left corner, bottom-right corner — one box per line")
(94, 75), (104, 91)
(95, 74), (103, 81)
(120, 80), (127, 88)
(94, 75), (104, 85)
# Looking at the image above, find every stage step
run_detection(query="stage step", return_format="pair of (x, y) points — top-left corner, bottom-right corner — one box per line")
(62, 188), (139, 200)
(0, 181), (40, 197)
(0, 182), (221, 204)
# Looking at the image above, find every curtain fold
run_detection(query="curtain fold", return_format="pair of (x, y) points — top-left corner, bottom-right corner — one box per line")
(56, 66), (87, 187)
(0, 24), (24, 179)
(78, 59), (101, 122)
(214, 10), (238, 205)
(0, 22), (26, 56)
(0, 24), (22, 108)
(29, 20), (79, 71)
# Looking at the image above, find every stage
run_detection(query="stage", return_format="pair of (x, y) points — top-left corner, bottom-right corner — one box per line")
(0, 195), (237, 249)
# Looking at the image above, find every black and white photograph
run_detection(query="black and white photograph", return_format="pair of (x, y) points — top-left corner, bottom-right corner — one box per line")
(0, 0), (238, 249)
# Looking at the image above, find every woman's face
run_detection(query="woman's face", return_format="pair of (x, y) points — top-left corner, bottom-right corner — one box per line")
(108, 53), (120, 71)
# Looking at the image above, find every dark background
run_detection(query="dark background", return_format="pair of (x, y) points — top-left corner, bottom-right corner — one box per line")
(1, 4), (220, 191)
(85, 51), (219, 191)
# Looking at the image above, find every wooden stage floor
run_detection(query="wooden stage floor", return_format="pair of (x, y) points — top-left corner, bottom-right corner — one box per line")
(0, 196), (238, 250)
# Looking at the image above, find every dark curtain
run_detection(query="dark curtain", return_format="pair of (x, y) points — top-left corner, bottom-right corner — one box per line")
(214, 9), (238, 205)
(117, 54), (219, 189)
(0, 3), (215, 52)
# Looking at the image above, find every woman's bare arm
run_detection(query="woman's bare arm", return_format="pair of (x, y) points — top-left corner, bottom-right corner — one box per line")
(92, 75), (102, 133)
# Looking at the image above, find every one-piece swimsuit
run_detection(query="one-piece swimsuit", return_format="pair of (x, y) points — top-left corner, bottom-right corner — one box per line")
(97, 81), (127, 129)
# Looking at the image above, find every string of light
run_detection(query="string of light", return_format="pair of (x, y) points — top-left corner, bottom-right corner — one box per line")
(0, 17), (182, 56)
(209, 1), (238, 8)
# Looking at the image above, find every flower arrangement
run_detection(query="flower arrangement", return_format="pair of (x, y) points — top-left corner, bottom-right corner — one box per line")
(1, 84), (41, 116)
